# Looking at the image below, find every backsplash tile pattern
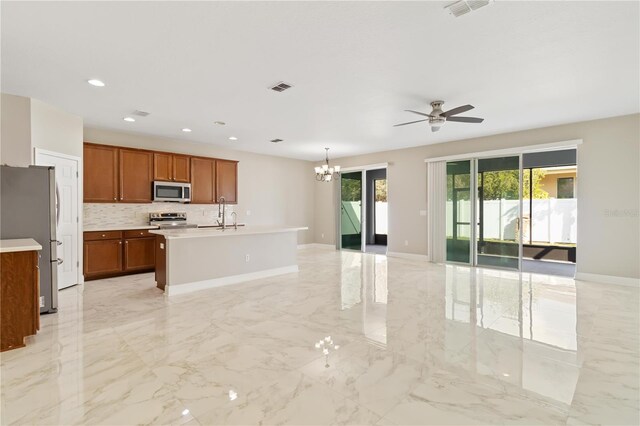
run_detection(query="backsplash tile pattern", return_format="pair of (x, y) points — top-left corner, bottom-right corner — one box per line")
(84, 203), (234, 228)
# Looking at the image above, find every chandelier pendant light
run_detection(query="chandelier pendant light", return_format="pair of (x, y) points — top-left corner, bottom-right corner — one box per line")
(314, 148), (340, 182)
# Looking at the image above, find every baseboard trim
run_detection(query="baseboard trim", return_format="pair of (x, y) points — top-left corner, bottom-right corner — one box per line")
(387, 251), (429, 261)
(575, 272), (640, 287)
(298, 243), (335, 250)
(166, 265), (299, 296)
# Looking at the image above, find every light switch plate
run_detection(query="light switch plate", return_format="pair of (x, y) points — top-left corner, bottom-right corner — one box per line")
(419, 210), (427, 216)
(40, 296), (45, 308)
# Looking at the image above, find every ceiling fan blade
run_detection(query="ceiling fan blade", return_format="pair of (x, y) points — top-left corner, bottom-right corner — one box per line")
(446, 116), (484, 123)
(441, 104), (474, 117)
(404, 109), (433, 118)
(431, 126), (441, 133)
(393, 119), (429, 127)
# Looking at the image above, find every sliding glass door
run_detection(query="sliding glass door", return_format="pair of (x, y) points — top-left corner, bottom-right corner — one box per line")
(445, 155), (522, 270)
(341, 171), (362, 251)
(446, 161), (472, 263)
(476, 156), (521, 270)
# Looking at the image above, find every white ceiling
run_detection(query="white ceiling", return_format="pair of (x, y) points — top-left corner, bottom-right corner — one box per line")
(2, 1), (638, 161)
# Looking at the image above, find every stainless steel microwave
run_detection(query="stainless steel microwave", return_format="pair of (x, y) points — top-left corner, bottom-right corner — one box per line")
(153, 181), (191, 202)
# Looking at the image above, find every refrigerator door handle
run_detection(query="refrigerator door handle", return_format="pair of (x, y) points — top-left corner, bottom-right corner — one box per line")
(55, 183), (61, 227)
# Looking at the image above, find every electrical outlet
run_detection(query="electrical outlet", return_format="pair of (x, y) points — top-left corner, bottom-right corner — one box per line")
(404, 240), (409, 246)
(245, 254), (250, 262)
(246, 210), (251, 216)
(419, 210), (427, 217)
(40, 296), (45, 308)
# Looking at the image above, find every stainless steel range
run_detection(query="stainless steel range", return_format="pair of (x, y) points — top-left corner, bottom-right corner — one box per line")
(149, 212), (197, 229)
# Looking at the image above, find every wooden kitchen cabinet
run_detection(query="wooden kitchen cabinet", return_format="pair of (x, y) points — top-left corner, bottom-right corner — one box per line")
(124, 237), (155, 272)
(153, 152), (173, 181)
(84, 144), (119, 202)
(216, 160), (238, 204)
(1, 250), (40, 352)
(84, 142), (238, 205)
(154, 153), (191, 183)
(172, 154), (191, 182)
(191, 157), (216, 204)
(83, 230), (155, 280)
(119, 148), (153, 202)
(83, 238), (123, 279)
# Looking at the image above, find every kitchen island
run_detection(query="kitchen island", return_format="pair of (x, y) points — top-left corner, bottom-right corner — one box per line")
(149, 226), (308, 296)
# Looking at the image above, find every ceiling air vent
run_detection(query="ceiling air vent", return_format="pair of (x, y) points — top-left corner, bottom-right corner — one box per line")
(269, 82), (293, 92)
(445, 0), (491, 17)
(270, 138), (283, 143)
(132, 110), (150, 117)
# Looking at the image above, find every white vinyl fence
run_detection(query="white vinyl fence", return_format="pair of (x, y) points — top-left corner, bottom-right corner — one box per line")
(446, 198), (577, 244)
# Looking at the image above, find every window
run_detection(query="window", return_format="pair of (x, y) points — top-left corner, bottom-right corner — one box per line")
(557, 177), (574, 199)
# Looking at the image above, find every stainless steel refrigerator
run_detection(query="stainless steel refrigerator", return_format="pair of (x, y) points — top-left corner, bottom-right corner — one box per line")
(1, 165), (59, 313)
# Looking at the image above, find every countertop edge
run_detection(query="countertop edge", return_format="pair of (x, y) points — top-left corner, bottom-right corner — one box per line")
(0, 238), (43, 253)
(149, 226), (309, 240)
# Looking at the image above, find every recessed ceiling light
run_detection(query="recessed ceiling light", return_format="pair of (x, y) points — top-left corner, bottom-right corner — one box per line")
(123, 117), (135, 122)
(87, 79), (105, 87)
(214, 121), (226, 126)
(229, 136), (238, 141)
(182, 128), (192, 133)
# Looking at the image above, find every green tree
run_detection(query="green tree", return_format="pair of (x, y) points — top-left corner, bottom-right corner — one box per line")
(480, 169), (548, 200)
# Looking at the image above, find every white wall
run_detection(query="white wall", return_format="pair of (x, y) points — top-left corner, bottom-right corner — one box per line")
(83, 127), (315, 244)
(0, 93), (84, 163)
(315, 114), (640, 280)
(0, 93), (32, 166)
(30, 99), (84, 159)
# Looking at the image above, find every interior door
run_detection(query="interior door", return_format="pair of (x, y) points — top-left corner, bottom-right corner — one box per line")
(476, 156), (521, 270)
(340, 171), (362, 251)
(35, 151), (80, 289)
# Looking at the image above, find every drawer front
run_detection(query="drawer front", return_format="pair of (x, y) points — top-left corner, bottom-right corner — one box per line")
(124, 229), (154, 239)
(84, 231), (123, 241)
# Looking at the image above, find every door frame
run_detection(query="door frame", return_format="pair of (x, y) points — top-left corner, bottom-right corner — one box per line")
(337, 163), (388, 252)
(34, 148), (84, 286)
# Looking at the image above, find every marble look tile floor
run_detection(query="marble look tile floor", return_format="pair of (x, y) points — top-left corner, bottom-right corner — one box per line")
(1, 247), (639, 425)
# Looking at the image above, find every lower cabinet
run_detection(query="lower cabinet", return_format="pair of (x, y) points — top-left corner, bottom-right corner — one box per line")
(1, 250), (40, 351)
(84, 239), (123, 277)
(84, 230), (155, 280)
(124, 237), (155, 271)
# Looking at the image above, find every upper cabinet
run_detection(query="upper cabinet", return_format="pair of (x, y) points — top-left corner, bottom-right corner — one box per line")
(119, 149), (153, 202)
(172, 155), (191, 183)
(84, 144), (118, 202)
(84, 143), (237, 204)
(153, 153), (191, 183)
(190, 157), (216, 204)
(216, 160), (238, 204)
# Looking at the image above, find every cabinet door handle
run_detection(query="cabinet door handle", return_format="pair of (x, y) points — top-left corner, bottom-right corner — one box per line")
(102, 234), (106, 237)
(125, 241), (129, 244)
(119, 241), (122, 245)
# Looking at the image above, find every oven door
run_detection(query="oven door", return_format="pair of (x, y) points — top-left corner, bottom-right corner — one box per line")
(153, 181), (189, 202)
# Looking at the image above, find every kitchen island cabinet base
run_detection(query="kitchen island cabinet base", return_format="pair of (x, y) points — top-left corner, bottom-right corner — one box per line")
(151, 227), (306, 296)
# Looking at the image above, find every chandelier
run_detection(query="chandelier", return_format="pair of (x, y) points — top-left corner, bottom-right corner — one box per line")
(314, 148), (341, 182)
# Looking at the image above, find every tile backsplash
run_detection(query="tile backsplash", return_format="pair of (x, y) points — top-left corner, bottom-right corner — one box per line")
(83, 203), (234, 228)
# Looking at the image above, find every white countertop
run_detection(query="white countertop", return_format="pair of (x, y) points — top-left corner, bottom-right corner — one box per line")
(0, 239), (43, 253)
(149, 225), (308, 240)
(84, 225), (159, 232)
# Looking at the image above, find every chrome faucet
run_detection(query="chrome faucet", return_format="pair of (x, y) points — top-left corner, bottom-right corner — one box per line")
(217, 196), (226, 228)
(231, 211), (238, 230)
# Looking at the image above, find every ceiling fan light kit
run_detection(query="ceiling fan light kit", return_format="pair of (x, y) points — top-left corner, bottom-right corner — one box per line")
(394, 100), (484, 132)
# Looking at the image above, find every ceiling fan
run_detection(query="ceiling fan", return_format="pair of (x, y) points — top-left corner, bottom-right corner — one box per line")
(394, 100), (484, 132)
